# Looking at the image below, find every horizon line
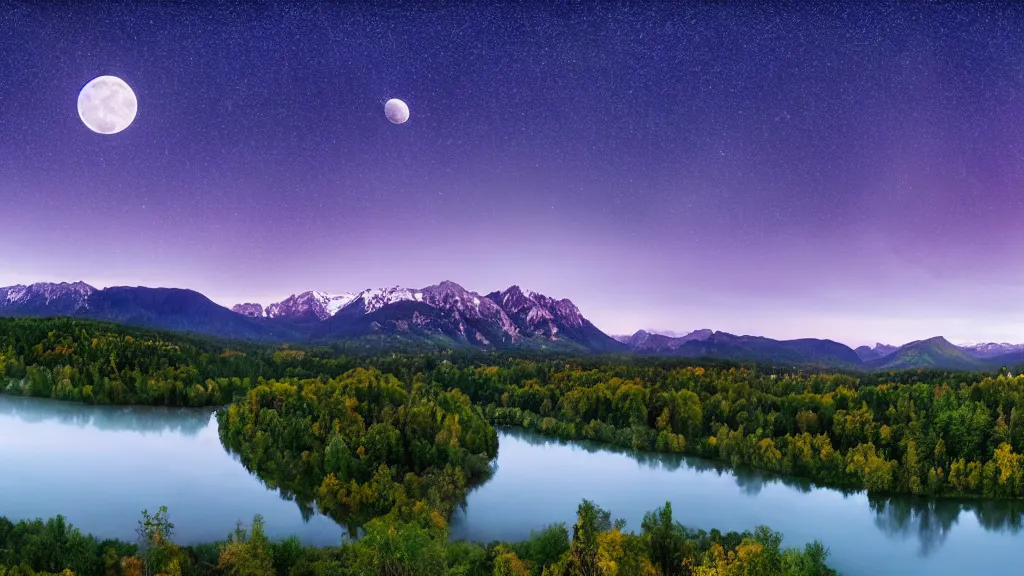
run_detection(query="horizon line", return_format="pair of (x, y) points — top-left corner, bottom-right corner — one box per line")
(1, 278), (1018, 350)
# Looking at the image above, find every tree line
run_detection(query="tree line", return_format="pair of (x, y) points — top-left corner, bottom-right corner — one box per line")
(0, 500), (836, 576)
(3, 317), (1023, 502)
(0, 318), (357, 406)
(449, 363), (1024, 499)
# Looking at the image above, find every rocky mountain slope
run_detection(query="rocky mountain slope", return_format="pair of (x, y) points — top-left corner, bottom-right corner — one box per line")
(0, 282), (95, 317)
(485, 286), (624, 352)
(0, 280), (625, 352)
(233, 290), (357, 322)
(853, 343), (898, 362)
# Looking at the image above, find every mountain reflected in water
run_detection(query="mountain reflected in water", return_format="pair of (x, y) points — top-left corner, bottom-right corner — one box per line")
(0, 394), (212, 436)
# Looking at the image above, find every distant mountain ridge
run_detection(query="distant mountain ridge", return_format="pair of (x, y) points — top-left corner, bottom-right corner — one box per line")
(959, 342), (1024, 358)
(81, 286), (292, 342)
(619, 329), (862, 367)
(0, 280), (625, 353)
(619, 329), (715, 351)
(864, 336), (986, 371)
(3, 281), (1024, 370)
(853, 343), (898, 362)
(614, 328), (1024, 370)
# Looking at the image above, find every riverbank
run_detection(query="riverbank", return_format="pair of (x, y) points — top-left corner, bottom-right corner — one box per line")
(4, 319), (1024, 502)
(0, 499), (837, 576)
(1, 396), (1020, 575)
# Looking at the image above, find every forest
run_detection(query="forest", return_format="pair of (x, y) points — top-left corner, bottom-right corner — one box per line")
(0, 500), (837, 576)
(2, 317), (1024, 508)
(216, 368), (499, 529)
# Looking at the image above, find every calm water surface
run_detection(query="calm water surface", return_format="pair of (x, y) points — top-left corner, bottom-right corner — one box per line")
(1, 396), (1021, 575)
(0, 396), (343, 545)
(452, 428), (1023, 576)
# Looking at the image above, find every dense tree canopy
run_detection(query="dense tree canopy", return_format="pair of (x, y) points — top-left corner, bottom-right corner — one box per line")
(460, 364), (1024, 499)
(217, 367), (499, 527)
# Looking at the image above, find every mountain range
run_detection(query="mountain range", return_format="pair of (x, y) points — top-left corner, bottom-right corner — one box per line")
(3, 281), (1024, 371)
(612, 329), (1024, 371)
(0, 281), (624, 353)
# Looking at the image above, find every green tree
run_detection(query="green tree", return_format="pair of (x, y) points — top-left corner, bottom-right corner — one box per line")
(641, 502), (685, 576)
(217, 515), (274, 576)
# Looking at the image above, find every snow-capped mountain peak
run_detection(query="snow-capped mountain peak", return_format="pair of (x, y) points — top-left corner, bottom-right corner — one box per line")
(0, 282), (96, 315)
(232, 286), (418, 320)
(221, 281), (622, 349)
(313, 290), (358, 317)
(0, 281), (97, 318)
(234, 290), (358, 320)
(416, 281), (519, 335)
(2, 281), (95, 303)
(354, 286), (418, 313)
(1, 279), (624, 352)
(960, 342), (1024, 359)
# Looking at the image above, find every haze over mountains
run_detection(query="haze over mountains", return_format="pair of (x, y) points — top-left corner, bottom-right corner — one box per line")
(3, 281), (1024, 371)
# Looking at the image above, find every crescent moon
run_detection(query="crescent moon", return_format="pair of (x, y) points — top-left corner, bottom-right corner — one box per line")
(78, 76), (138, 135)
(384, 98), (410, 125)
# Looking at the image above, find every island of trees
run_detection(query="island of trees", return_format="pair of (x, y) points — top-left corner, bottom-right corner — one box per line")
(216, 368), (499, 530)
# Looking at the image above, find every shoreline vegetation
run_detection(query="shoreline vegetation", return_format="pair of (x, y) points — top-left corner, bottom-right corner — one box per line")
(1, 317), (1022, 573)
(0, 500), (837, 576)
(2, 318), (1021, 501)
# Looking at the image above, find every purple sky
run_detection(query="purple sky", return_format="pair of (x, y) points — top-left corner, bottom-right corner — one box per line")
(3, 2), (1024, 347)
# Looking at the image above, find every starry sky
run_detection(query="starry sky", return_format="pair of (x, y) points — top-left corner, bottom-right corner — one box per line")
(3, 1), (1024, 347)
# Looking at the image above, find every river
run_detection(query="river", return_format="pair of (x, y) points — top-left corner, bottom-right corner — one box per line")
(0, 395), (1019, 575)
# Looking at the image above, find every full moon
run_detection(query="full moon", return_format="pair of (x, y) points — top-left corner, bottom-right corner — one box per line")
(77, 76), (138, 135)
(384, 98), (410, 124)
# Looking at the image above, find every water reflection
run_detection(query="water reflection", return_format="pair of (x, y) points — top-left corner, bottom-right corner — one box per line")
(225, 436), (498, 540)
(220, 442), (321, 524)
(0, 394), (211, 436)
(499, 427), (1024, 556)
(2, 395), (1020, 571)
(870, 495), (1024, 556)
(0, 394), (342, 545)
(500, 426), (825, 496)
(869, 496), (958, 556)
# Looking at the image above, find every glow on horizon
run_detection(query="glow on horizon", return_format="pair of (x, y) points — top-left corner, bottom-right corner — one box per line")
(1, 271), (1020, 349)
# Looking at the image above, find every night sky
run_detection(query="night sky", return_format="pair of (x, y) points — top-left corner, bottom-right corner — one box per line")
(3, 1), (1024, 347)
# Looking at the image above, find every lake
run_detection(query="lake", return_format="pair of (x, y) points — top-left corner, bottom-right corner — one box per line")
(0, 396), (1020, 575)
